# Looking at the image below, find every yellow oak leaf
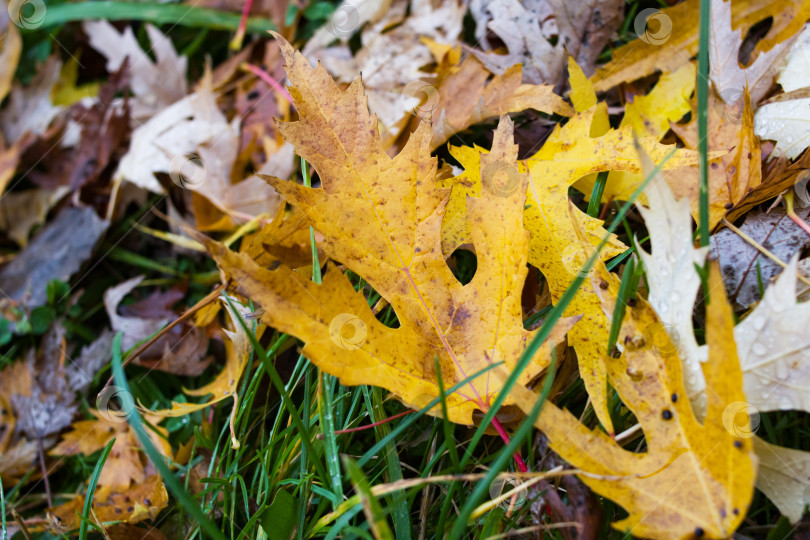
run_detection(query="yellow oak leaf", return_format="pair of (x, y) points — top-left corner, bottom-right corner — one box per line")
(590, 0), (809, 93)
(51, 410), (170, 498)
(509, 262), (757, 539)
(204, 36), (574, 425)
(576, 63), (696, 203)
(441, 107), (705, 432)
(524, 110), (704, 433)
(566, 57), (609, 135)
(48, 474), (168, 534)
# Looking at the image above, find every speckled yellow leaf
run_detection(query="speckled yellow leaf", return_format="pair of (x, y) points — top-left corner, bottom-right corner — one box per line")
(510, 262), (757, 539)
(577, 62), (696, 202)
(522, 109), (705, 433)
(206, 36), (573, 426)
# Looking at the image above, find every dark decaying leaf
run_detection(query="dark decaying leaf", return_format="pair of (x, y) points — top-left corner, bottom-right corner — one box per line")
(0, 206), (109, 310)
(711, 207), (810, 306)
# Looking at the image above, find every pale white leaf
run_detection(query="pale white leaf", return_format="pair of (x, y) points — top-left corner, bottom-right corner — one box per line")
(778, 24), (810, 92)
(754, 98), (810, 160)
(753, 437), (810, 523)
(736, 255), (810, 413)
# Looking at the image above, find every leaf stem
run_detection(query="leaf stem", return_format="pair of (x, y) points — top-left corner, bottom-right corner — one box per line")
(489, 417), (528, 473)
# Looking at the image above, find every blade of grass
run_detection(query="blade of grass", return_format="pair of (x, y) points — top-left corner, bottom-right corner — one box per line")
(303, 156), (340, 505)
(362, 387), (411, 540)
(697, 0), (711, 246)
(435, 356), (460, 472)
(587, 171), (609, 218)
(111, 332), (227, 540)
(40, 2), (276, 33)
(319, 372), (343, 509)
(78, 438), (115, 540)
(343, 458), (395, 540)
(606, 255), (636, 355)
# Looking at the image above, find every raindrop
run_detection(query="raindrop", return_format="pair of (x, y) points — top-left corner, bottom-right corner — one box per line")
(752, 343), (767, 356)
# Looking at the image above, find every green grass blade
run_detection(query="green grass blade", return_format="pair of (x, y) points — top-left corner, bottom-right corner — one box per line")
(0, 474), (7, 540)
(319, 372), (343, 509)
(356, 362), (502, 468)
(606, 256), (636, 355)
(78, 438), (115, 540)
(435, 356), (460, 472)
(39, 2), (276, 33)
(343, 458), (395, 540)
(697, 0), (711, 246)
(587, 171), (609, 218)
(111, 332), (227, 540)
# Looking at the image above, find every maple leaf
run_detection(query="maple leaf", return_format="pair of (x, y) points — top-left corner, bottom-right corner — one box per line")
(203, 37), (575, 425)
(590, 0), (808, 92)
(48, 474), (168, 533)
(510, 261), (757, 539)
(51, 409), (170, 498)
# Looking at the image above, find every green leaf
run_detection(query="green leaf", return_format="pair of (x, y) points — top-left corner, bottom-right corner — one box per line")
(260, 489), (300, 540)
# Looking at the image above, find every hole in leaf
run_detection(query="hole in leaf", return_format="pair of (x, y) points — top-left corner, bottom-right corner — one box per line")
(447, 248), (477, 285)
